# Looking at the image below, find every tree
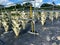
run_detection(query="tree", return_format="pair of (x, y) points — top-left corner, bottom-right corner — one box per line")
(0, 5), (4, 11)
(41, 3), (53, 7)
(16, 4), (22, 8)
(40, 3), (53, 10)
(5, 4), (22, 11)
(23, 2), (32, 8)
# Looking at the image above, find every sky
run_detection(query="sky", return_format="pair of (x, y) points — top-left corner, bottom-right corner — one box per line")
(0, 0), (60, 7)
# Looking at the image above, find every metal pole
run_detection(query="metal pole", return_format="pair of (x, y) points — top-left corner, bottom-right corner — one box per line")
(52, 0), (55, 25)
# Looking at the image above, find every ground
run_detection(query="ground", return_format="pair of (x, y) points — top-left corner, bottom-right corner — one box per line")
(0, 18), (60, 45)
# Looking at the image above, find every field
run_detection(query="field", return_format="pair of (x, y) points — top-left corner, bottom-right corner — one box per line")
(0, 11), (60, 45)
(0, 18), (60, 45)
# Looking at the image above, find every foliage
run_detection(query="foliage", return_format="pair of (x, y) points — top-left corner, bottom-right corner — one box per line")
(40, 3), (60, 10)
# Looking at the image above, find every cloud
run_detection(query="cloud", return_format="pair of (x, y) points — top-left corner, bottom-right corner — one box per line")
(5, 2), (15, 7)
(46, 2), (52, 4)
(0, 0), (43, 8)
(0, 0), (15, 6)
(0, 0), (9, 5)
(23, 0), (43, 8)
(31, 0), (43, 8)
(35, 0), (42, 2)
(57, 3), (60, 5)
(0, 0), (7, 4)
